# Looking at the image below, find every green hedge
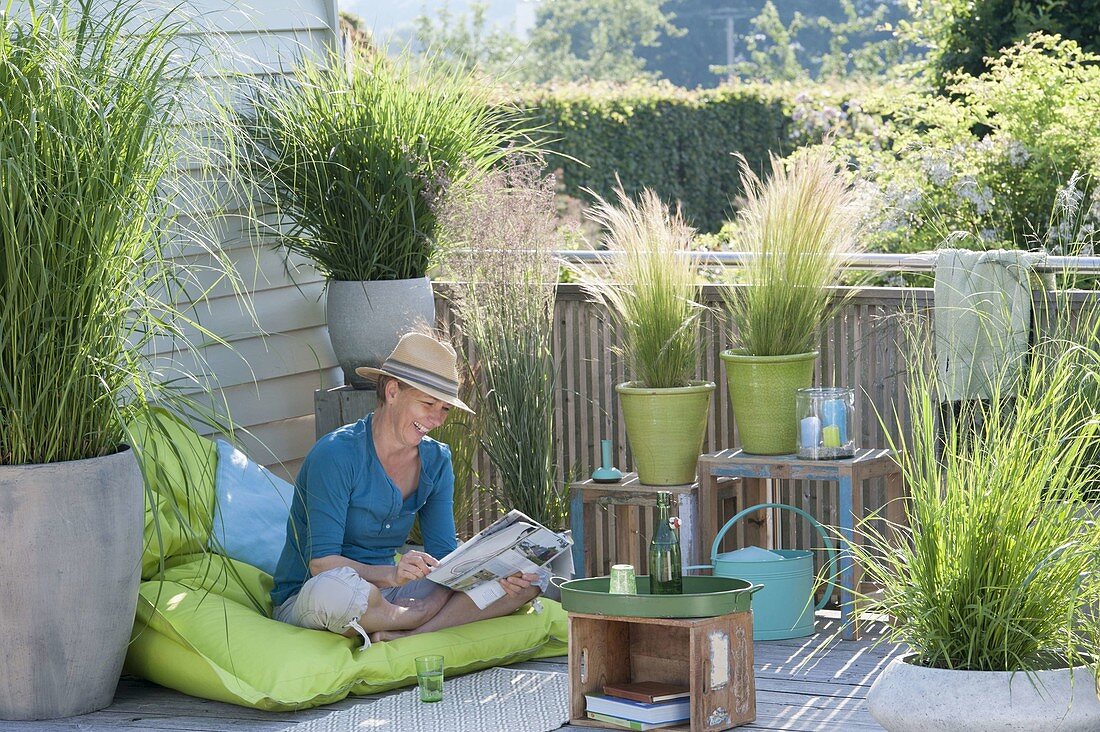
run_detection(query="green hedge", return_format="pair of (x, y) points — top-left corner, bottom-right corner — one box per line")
(511, 49), (1099, 256)
(514, 83), (791, 234)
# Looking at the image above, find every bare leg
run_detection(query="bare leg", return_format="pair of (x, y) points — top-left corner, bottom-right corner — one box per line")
(388, 585), (445, 610)
(369, 585), (541, 643)
(341, 583), (450, 638)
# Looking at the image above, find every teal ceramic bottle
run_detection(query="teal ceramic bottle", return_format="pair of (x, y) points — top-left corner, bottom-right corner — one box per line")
(648, 491), (682, 594)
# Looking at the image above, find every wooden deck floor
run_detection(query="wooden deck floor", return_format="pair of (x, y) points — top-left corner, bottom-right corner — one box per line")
(2, 614), (902, 732)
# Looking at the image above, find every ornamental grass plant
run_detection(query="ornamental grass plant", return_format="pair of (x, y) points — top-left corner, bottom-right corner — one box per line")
(238, 49), (533, 282)
(725, 146), (867, 356)
(438, 156), (567, 528)
(412, 375), (479, 542)
(426, 408), (479, 538)
(580, 186), (704, 388)
(851, 321), (1100, 674)
(0, 0), (234, 467)
(1053, 300), (1100, 501)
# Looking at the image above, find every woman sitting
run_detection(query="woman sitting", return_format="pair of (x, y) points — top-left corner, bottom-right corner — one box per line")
(271, 332), (541, 647)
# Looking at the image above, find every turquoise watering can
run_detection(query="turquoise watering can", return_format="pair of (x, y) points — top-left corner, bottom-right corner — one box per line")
(687, 502), (837, 640)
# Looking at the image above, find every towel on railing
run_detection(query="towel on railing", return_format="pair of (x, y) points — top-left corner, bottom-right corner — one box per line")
(934, 248), (1046, 401)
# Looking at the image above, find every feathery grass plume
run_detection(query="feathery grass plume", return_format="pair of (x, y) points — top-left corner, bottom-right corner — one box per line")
(0, 0), (240, 467)
(439, 155), (567, 528)
(725, 146), (867, 356)
(844, 316), (1100, 674)
(237, 47), (536, 282)
(580, 186), (704, 389)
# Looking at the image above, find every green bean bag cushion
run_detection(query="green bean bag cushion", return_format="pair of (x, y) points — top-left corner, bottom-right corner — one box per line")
(129, 408), (218, 579)
(125, 412), (568, 711)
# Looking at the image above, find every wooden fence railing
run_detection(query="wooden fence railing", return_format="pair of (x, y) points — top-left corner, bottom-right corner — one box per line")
(435, 283), (1094, 562)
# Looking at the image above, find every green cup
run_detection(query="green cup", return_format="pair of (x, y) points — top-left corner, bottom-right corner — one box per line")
(415, 655), (444, 703)
(609, 564), (637, 594)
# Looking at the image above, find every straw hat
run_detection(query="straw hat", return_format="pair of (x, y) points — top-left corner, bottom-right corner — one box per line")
(355, 333), (474, 414)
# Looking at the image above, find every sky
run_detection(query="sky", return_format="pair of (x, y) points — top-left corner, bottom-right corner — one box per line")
(339, 0), (537, 42)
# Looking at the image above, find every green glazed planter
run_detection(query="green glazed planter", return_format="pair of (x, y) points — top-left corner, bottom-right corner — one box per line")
(616, 380), (715, 485)
(721, 350), (818, 455)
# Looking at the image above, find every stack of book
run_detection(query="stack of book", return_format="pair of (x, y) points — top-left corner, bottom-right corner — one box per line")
(584, 681), (691, 730)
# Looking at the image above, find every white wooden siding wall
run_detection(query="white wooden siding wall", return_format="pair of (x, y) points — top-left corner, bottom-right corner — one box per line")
(162, 0), (341, 482)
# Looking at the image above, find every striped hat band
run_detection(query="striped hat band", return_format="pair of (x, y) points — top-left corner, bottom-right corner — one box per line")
(355, 332), (473, 414)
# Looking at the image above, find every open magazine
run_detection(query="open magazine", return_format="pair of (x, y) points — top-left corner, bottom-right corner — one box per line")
(428, 510), (573, 609)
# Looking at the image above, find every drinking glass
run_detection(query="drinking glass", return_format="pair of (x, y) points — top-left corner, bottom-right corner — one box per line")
(609, 564), (637, 594)
(415, 655), (445, 702)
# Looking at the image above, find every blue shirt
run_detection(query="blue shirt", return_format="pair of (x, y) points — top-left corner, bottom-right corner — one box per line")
(271, 413), (458, 607)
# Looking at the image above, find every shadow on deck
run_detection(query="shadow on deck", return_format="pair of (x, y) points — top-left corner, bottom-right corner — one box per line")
(1, 613), (902, 732)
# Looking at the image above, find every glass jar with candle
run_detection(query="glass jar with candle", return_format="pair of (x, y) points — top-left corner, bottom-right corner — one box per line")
(795, 387), (856, 459)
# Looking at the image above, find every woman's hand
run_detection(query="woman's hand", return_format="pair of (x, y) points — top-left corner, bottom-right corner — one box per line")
(499, 572), (539, 597)
(393, 550), (439, 586)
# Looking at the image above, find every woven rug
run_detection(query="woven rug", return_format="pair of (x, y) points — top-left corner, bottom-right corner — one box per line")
(285, 667), (569, 732)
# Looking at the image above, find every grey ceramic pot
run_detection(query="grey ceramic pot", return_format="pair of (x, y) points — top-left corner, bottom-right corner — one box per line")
(326, 277), (437, 389)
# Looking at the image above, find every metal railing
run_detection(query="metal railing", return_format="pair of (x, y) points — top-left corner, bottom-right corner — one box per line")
(559, 250), (1100, 275)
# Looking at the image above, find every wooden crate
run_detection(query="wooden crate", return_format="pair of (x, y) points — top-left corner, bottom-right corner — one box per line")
(567, 610), (756, 731)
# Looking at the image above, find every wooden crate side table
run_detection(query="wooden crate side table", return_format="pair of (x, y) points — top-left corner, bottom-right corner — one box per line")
(697, 448), (903, 641)
(568, 611), (756, 732)
(569, 474), (739, 579)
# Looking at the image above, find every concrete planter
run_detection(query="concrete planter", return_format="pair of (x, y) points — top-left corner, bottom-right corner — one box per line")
(326, 277), (437, 389)
(868, 654), (1100, 732)
(0, 447), (143, 720)
(616, 381), (715, 485)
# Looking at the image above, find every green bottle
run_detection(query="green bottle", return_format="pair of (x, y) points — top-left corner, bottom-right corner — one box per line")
(648, 491), (682, 595)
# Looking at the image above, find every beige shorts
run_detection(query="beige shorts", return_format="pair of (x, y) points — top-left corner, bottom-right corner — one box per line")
(274, 567), (440, 650)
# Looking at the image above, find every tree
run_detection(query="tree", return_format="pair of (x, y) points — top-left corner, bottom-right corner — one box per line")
(525, 0), (684, 83)
(339, 10), (379, 55)
(644, 0), (912, 88)
(725, 1), (809, 82)
(816, 0), (911, 80)
(410, 1), (525, 76)
(899, 0), (1100, 84)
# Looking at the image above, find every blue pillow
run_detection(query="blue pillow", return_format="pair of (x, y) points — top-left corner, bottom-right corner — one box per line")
(210, 439), (295, 576)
